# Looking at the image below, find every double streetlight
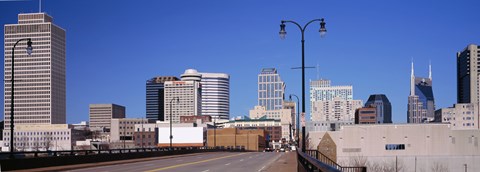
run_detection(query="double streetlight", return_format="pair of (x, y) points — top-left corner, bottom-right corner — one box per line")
(10, 38), (33, 153)
(169, 97), (179, 150)
(280, 18), (327, 152)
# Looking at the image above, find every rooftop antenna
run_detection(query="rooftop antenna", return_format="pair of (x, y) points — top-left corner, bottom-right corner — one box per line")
(316, 63), (320, 80)
(39, 0), (42, 13)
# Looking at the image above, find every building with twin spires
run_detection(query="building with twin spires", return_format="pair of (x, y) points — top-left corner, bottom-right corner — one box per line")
(407, 62), (435, 123)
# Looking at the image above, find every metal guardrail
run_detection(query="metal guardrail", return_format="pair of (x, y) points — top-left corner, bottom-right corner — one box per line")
(0, 146), (243, 159)
(297, 149), (366, 172)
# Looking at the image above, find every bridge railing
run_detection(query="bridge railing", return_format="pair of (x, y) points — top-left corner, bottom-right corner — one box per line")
(0, 146), (243, 160)
(297, 149), (366, 172)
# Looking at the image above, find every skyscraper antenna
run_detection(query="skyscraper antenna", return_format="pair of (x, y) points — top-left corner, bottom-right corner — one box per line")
(316, 63), (320, 80)
(429, 60), (432, 80)
(39, 0), (42, 12)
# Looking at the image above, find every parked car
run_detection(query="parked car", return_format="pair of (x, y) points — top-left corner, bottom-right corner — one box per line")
(280, 148), (285, 152)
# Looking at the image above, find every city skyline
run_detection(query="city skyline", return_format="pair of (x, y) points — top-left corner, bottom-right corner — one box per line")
(1, 1), (479, 124)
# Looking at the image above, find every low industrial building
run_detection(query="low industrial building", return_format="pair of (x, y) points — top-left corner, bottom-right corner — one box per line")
(435, 103), (478, 129)
(308, 124), (480, 172)
(222, 117), (282, 145)
(110, 118), (148, 145)
(207, 128), (266, 151)
(4, 124), (86, 151)
(133, 123), (157, 148)
(305, 120), (354, 132)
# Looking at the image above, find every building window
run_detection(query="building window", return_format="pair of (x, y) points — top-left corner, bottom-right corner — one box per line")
(385, 144), (405, 150)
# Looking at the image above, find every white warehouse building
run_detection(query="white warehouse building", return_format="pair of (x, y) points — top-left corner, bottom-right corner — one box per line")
(308, 124), (480, 172)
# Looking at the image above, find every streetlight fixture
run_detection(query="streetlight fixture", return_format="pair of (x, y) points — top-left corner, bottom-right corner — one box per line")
(279, 18), (327, 152)
(169, 97), (179, 150)
(289, 94), (300, 145)
(9, 38), (33, 154)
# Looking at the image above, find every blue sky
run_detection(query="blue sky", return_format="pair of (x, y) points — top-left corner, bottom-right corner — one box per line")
(1, 0), (479, 124)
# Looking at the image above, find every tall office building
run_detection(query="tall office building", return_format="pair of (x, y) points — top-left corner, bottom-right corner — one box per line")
(457, 44), (480, 104)
(258, 68), (285, 110)
(199, 72), (230, 120)
(3, 13), (66, 144)
(407, 62), (435, 123)
(146, 76), (179, 121)
(310, 79), (361, 121)
(164, 69), (202, 123)
(89, 104), (126, 131)
(456, 44), (480, 129)
(365, 94), (392, 123)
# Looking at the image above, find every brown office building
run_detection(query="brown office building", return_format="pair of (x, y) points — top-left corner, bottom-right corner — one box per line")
(207, 128), (266, 151)
(355, 106), (377, 124)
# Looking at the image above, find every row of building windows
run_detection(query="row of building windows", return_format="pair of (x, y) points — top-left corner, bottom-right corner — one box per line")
(5, 24), (51, 34)
(4, 66), (50, 71)
(5, 86), (51, 91)
(385, 144), (405, 150)
(5, 57), (51, 63)
(5, 95), (51, 99)
(4, 103), (50, 107)
(5, 107), (50, 111)
(4, 33), (51, 39)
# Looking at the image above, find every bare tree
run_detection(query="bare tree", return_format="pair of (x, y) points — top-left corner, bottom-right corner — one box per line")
(33, 137), (41, 151)
(348, 155), (369, 167)
(431, 161), (449, 172)
(43, 133), (53, 151)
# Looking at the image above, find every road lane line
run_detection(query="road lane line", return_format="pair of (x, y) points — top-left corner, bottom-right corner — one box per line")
(144, 153), (247, 172)
(258, 166), (266, 172)
(240, 159), (244, 161)
(225, 163), (231, 165)
(201, 170), (210, 172)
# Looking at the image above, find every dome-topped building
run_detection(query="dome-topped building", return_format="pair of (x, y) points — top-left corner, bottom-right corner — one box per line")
(181, 69), (201, 81)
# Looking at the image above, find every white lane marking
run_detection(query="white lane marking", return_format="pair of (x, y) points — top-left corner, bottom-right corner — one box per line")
(258, 166), (266, 172)
(225, 163), (231, 166)
(201, 170), (210, 172)
(240, 159), (244, 161)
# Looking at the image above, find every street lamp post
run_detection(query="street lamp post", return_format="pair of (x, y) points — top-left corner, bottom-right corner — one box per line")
(213, 119), (216, 148)
(9, 38), (33, 154)
(289, 94), (300, 145)
(169, 97), (179, 150)
(280, 18), (327, 152)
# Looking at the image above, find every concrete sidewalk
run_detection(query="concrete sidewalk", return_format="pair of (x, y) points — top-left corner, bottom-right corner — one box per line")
(265, 151), (297, 172)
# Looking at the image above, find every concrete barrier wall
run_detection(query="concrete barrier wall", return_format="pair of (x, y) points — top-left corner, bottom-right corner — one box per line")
(0, 149), (219, 171)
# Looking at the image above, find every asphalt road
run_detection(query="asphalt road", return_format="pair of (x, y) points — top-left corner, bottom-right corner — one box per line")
(64, 152), (284, 172)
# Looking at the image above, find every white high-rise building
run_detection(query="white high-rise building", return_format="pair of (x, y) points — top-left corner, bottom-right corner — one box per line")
(311, 97), (363, 121)
(258, 68), (285, 110)
(310, 79), (353, 102)
(3, 13), (66, 146)
(199, 72), (230, 120)
(164, 69), (202, 123)
(310, 79), (362, 121)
